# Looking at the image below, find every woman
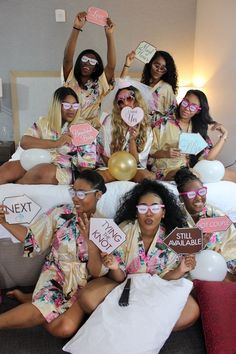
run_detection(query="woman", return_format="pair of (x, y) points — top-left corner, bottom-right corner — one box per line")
(78, 180), (199, 331)
(174, 167), (236, 279)
(0, 170), (107, 337)
(149, 89), (236, 182)
(121, 50), (178, 127)
(0, 87), (97, 185)
(97, 85), (154, 183)
(63, 11), (116, 129)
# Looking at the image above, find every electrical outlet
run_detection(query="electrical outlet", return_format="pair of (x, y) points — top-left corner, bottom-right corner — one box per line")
(55, 9), (66, 23)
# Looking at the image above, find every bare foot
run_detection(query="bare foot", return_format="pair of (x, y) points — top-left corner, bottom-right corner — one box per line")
(6, 289), (32, 303)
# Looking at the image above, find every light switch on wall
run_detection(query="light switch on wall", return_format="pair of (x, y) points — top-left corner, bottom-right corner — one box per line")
(55, 9), (66, 23)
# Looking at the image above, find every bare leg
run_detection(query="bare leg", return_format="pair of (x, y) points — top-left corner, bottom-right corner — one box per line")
(132, 169), (156, 182)
(0, 160), (26, 184)
(6, 289), (32, 303)
(0, 303), (46, 329)
(44, 301), (85, 338)
(17, 163), (58, 185)
(96, 169), (116, 183)
(78, 277), (118, 314)
(223, 168), (236, 183)
(173, 295), (200, 331)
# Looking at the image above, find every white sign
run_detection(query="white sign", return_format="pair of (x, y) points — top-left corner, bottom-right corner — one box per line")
(179, 133), (208, 155)
(89, 218), (126, 254)
(121, 107), (144, 127)
(135, 41), (156, 64)
(2, 195), (41, 224)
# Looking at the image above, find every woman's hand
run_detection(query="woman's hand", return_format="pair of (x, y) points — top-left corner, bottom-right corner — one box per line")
(129, 124), (140, 140)
(105, 18), (115, 36)
(211, 122), (228, 139)
(179, 255), (196, 274)
(0, 204), (8, 225)
(73, 11), (87, 30)
(125, 51), (136, 67)
(101, 252), (119, 270)
(56, 133), (72, 147)
(77, 212), (91, 240)
(168, 147), (182, 158)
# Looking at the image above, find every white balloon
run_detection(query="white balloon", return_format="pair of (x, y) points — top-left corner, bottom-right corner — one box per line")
(190, 250), (227, 281)
(20, 148), (52, 171)
(193, 160), (225, 183)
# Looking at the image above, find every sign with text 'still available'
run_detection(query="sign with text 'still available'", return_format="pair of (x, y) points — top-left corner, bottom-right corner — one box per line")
(89, 218), (126, 254)
(164, 227), (203, 254)
(2, 195), (41, 224)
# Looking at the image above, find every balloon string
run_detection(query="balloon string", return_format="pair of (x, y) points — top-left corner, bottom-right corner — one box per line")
(225, 159), (236, 168)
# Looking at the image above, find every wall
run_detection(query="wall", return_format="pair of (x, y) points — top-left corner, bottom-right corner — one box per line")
(194, 0), (236, 168)
(0, 0), (196, 140)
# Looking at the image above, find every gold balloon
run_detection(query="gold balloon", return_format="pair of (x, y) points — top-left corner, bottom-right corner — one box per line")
(108, 151), (137, 181)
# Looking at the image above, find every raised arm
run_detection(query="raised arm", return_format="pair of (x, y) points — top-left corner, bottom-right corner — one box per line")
(63, 11), (87, 81)
(0, 205), (27, 242)
(104, 18), (116, 83)
(120, 50), (136, 78)
(205, 123), (228, 160)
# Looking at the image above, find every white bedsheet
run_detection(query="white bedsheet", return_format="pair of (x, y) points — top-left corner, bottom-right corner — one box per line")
(1, 180), (236, 243)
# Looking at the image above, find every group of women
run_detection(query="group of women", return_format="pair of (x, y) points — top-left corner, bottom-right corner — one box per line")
(0, 9), (236, 349)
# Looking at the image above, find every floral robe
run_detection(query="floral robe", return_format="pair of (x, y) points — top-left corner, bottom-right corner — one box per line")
(149, 80), (177, 127)
(186, 204), (236, 274)
(25, 116), (97, 184)
(64, 71), (112, 130)
(113, 220), (179, 277)
(23, 204), (104, 323)
(149, 116), (212, 179)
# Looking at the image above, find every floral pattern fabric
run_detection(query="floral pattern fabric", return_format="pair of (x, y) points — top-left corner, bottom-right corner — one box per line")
(64, 71), (112, 130)
(186, 204), (236, 274)
(148, 115), (213, 179)
(23, 204), (103, 323)
(25, 116), (97, 184)
(113, 219), (179, 277)
(149, 80), (177, 127)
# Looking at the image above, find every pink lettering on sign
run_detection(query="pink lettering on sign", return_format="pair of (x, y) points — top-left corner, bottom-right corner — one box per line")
(89, 218), (126, 254)
(70, 123), (98, 146)
(196, 215), (232, 233)
(121, 107), (144, 127)
(86, 7), (108, 26)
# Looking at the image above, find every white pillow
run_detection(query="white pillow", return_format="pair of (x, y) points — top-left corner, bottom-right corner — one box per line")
(63, 274), (193, 354)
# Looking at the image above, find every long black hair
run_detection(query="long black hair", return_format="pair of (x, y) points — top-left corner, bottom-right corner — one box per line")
(177, 89), (216, 167)
(141, 50), (178, 94)
(74, 49), (104, 87)
(114, 179), (187, 234)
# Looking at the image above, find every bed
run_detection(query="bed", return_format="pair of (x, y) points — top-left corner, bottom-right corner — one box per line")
(1, 179), (236, 288)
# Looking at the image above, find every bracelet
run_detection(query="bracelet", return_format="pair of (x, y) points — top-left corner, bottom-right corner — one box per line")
(73, 27), (83, 32)
(220, 135), (227, 141)
(124, 65), (130, 68)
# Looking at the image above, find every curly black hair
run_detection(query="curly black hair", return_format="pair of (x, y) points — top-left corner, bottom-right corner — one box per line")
(174, 167), (202, 193)
(141, 50), (178, 94)
(176, 89), (216, 167)
(114, 179), (187, 234)
(74, 49), (104, 87)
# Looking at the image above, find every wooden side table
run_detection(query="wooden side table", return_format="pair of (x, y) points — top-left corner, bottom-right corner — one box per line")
(0, 141), (16, 165)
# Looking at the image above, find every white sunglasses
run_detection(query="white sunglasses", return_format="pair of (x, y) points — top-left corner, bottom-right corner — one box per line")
(136, 204), (165, 214)
(81, 55), (98, 66)
(69, 188), (98, 200)
(62, 102), (80, 110)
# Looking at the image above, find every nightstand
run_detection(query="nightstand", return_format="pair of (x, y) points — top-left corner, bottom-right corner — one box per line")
(0, 141), (15, 165)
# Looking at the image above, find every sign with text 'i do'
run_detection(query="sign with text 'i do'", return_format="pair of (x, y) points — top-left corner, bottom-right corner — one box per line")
(2, 195), (41, 224)
(89, 218), (126, 254)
